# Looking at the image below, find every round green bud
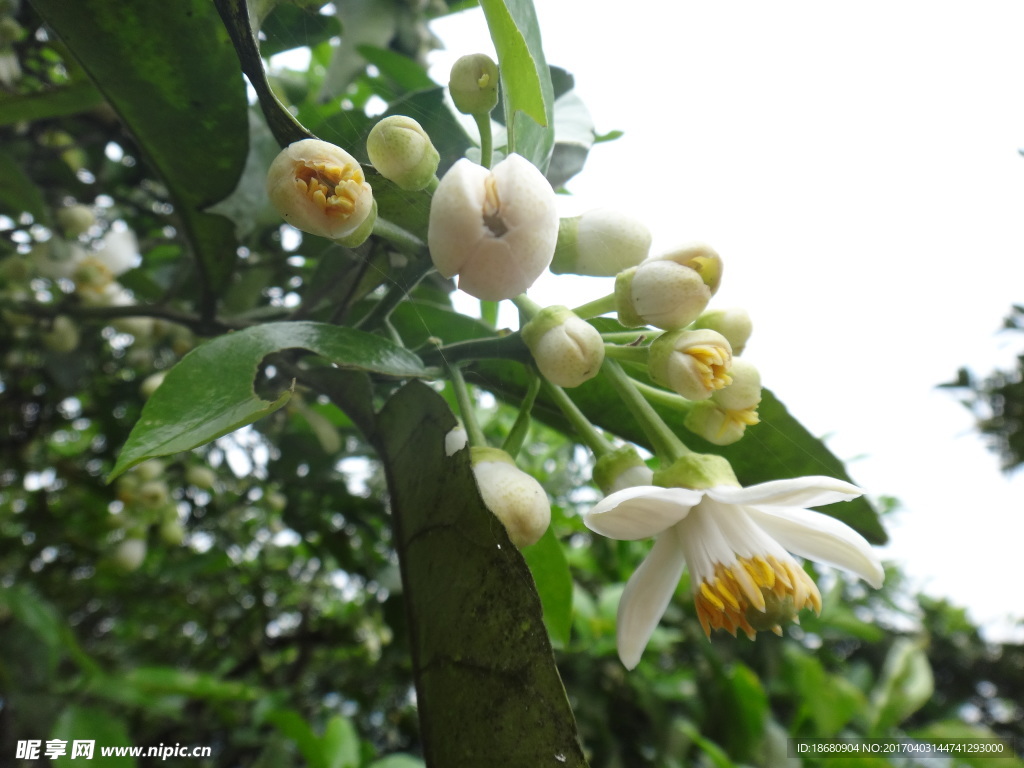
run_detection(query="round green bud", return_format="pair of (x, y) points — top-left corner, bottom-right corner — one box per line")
(592, 445), (653, 495)
(449, 54), (500, 115)
(366, 115), (440, 191)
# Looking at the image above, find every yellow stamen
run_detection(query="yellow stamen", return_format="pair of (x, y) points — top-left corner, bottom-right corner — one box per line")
(294, 161), (365, 220)
(693, 555), (821, 639)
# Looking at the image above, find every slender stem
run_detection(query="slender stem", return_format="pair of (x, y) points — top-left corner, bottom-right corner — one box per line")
(601, 330), (658, 344)
(419, 333), (530, 368)
(632, 379), (696, 414)
(572, 293), (616, 320)
(512, 293), (542, 322)
(447, 363), (487, 448)
(354, 259), (432, 331)
(602, 359), (689, 462)
(541, 379), (614, 458)
(502, 374), (541, 459)
(370, 217), (426, 254)
(603, 344), (649, 365)
(473, 112), (493, 169)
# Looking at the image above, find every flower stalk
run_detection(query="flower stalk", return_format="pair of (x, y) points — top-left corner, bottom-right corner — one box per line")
(601, 359), (690, 463)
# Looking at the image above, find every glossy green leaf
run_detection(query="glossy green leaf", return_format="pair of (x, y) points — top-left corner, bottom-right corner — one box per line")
(521, 524), (574, 648)
(51, 706), (136, 768)
(32, 0), (250, 294)
(261, 4), (341, 57)
(264, 709), (325, 768)
(480, 0), (554, 169)
(374, 381), (588, 767)
(357, 45), (435, 92)
(110, 322), (427, 480)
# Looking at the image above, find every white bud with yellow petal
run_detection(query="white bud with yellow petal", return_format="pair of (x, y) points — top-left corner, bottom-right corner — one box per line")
(428, 154), (558, 301)
(266, 139), (375, 244)
(521, 305), (604, 388)
(684, 399), (760, 446)
(648, 328), (732, 401)
(470, 446), (551, 547)
(614, 244), (721, 330)
(366, 115), (440, 191)
(712, 357), (761, 412)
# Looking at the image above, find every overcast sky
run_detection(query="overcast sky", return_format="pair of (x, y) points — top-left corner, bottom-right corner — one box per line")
(429, 2), (1024, 639)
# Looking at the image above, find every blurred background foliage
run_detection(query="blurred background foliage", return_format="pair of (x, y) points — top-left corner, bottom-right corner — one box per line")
(1, 0), (1022, 766)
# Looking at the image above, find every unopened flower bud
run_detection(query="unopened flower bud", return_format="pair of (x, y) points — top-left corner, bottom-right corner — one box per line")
(56, 204), (95, 238)
(684, 400), (760, 446)
(133, 459), (165, 482)
(112, 537), (147, 572)
(592, 446), (654, 495)
(137, 479), (170, 509)
(470, 446), (550, 547)
(692, 307), (752, 356)
(428, 154), (557, 301)
(159, 518), (184, 546)
(449, 54), (500, 115)
(648, 328), (732, 401)
(139, 371), (166, 399)
(266, 139), (375, 244)
(366, 115), (440, 191)
(712, 357), (761, 411)
(521, 305), (604, 388)
(185, 465), (217, 491)
(615, 244), (721, 330)
(444, 425), (468, 456)
(550, 208), (652, 276)
(41, 315), (79, 353)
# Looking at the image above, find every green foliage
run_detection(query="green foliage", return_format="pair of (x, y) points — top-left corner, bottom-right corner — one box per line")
(1, 0), (1020, 766)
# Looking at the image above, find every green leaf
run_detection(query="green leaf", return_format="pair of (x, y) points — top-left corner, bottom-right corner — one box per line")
(109, 322), (427, 480)
(0, 150), (49, 223)
(911, 721), (1023, 768)
(264, 708), (325, 768)
(51, 706), (136, 768)
(784, 646), (865, 737)
(260, 4), (341, 57)
(1, 585), (63, 675)
(357, 45), (435, 93)
(321, 715), (360, 768)
(367, 756), (426, 768)
(120, 666), (260, 701)
(480, 0), (555, 169)
(868, 638), (935, 734)
(0, 80), (103, 128)
(33, 0), (251, 295)
(521, 524), (574, 648)
(374, 381), (588, 767)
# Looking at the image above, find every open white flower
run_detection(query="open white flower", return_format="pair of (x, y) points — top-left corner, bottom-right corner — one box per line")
(584, 470), (883, 669)
(428, 154), (558, 301)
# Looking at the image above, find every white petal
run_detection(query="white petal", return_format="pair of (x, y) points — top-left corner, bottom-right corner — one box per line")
(616, 532), (686, 670)
(583, 486), (702, 541)
(705, 476), (862, 509)
(745, 505), (884, 588)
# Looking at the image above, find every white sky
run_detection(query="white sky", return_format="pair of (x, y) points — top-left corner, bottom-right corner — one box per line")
(429, 2), (1024, 639)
